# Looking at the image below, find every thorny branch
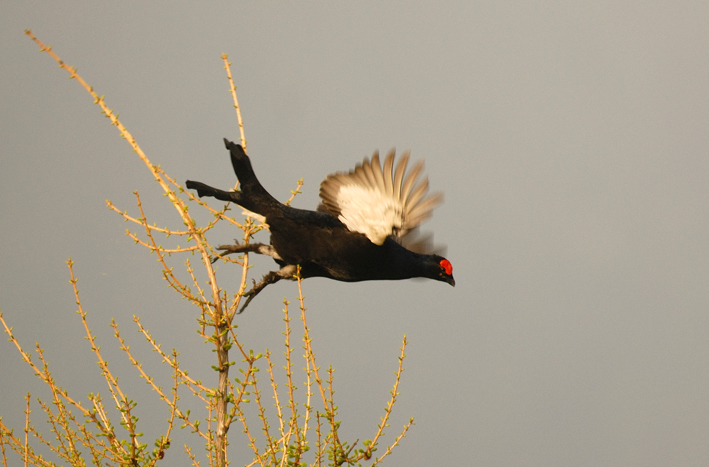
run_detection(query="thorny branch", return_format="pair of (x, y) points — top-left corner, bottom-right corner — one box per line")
(1, 30), (416, 467)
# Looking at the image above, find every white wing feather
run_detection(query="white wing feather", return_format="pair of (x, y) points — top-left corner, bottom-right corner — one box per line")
(319, 149), (443, 245)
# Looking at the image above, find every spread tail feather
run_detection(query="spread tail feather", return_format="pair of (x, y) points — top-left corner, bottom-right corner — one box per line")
(224, 139), (258, 191)
(185, 180), (242, 204)
(223, 139), (280, 212)
(185, 139), (281, 217)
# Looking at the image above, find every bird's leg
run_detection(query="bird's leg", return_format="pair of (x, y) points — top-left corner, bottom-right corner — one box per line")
(238, 264), (297, 313)
(212, 242), (282, 263)
(217, 242), (280, 257)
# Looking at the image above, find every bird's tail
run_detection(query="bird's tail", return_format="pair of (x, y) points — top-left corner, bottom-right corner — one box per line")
(224, 139), (260, 192)
(184, 180), (237, 202)
(185, 139), (280, 216)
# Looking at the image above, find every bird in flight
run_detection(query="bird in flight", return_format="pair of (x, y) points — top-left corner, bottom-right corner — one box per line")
(186, 139), (454, 312)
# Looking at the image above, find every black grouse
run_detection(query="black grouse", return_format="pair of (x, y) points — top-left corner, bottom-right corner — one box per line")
(186, 139), (454, 311)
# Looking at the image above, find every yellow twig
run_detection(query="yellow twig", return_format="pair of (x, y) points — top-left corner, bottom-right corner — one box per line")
(221, 53), (247, 152)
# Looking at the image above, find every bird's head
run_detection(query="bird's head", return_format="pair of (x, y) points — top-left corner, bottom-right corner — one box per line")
(429, 255), (455, 286)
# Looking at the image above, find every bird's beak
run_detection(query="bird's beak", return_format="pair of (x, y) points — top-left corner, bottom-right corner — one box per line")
(446, 275), (455, 287)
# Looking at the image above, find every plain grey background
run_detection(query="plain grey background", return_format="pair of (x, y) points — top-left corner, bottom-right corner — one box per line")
(2, 3), (708, 466)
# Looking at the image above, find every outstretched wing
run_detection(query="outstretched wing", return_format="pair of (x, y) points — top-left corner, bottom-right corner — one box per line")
(319, 149), (443, 246)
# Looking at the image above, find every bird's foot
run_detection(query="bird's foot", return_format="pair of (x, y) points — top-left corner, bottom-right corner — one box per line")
(215, 243), (281, 262)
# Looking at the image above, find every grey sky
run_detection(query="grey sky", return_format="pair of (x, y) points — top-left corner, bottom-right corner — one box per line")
(2, 3), (709, 466)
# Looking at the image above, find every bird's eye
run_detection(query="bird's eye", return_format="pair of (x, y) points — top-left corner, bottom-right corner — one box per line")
(439, 259), (453, 276)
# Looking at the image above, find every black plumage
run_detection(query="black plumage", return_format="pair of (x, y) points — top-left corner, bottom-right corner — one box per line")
(186, 139), (454, 311)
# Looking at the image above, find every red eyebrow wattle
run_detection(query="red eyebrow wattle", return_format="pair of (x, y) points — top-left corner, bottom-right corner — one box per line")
(440, 259), (453, 275)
